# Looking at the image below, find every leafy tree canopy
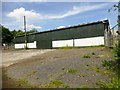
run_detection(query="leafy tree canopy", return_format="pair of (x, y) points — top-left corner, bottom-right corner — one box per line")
(0, 25), (38, 44)
(1, 25), (13, 44)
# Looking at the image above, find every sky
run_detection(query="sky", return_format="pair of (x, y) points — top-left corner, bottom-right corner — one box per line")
(1, 1), (118, 32)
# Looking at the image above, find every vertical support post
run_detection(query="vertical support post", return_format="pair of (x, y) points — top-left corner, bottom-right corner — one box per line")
(24, 16), (27, 49)
(73, 39), (75, 47)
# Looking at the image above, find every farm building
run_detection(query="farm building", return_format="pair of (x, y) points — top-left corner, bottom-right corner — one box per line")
(14, 19), (111, 49)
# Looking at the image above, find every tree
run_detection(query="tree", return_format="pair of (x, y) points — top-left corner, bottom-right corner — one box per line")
(27, 29), (38, 34)
(1, 25), (13, 44)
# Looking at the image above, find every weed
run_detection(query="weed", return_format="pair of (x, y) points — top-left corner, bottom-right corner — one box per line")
(93, 67), (100, 72)
(79, 74), (87, 77)
(92, 52), (95, 55)
(102, 60), (113, 69)
(36, 77), (39, 80)
(67, 68), (77, 74)
(62, 67), (65, 70)
(81, 85), (89, 88)
(51, 80), (63, 87)
(83, 54), (91, 58)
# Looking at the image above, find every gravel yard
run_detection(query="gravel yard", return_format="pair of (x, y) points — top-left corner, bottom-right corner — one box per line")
(2, 47), (115, 88)
(2, 49), (54, 67)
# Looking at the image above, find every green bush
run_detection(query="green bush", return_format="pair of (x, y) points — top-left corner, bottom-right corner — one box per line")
(115, 46), (120, 65)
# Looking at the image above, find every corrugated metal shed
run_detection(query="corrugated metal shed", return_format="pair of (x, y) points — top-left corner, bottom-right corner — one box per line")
(14, 20), (109, 49)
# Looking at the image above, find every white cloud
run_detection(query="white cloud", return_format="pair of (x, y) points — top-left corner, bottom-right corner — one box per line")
(27, 24), (42, 30)
(100, 18), (108, 21)
(3, 0), (47, 2)
(7, 7), (41, 22)
(21, 24), (42, 30)
(7, 4), (108, 22)
(45, 3), (108, 19)
(57, 26), (66, 29)
(29, 0), (47, 2)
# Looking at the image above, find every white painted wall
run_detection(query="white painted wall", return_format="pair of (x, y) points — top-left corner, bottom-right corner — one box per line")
(52, 39), (73, 48)
(15, 41), (36, 49)
(75, 36), (104, 47)
(52, 36), (104, 48)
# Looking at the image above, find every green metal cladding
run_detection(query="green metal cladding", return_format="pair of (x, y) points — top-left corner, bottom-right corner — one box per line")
(14, 20), (109, 49)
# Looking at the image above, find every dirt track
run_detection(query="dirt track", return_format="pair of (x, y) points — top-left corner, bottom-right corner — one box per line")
(2, 47), (115, 88)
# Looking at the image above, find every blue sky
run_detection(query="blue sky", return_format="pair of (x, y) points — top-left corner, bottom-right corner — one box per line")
(1, 2), (118, 32)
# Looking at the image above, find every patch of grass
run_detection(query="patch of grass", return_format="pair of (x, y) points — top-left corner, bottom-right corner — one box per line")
(83, 54), (91, 58)
(100, 70), (111, 75)
(39, 80), (69, 88)
(96, 79), (120, 88)
(92, 67), (100, 72)
(99, 54), (109, 58)
(81, 85), (89, 88)
(102, 60), (113, 69)
(51, 80), (63, 87)
(17, 79), (29, 87)
(17, 79), (38, 88)
(67, 68), (77, 74)
(86, 45), (104, 48)
(59, 46), (80, 49)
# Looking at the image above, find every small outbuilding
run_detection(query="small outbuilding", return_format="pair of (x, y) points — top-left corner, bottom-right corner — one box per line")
(14, 20), (110, 49)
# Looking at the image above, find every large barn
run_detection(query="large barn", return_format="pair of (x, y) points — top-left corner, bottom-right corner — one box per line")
(14, 20), (110, 49)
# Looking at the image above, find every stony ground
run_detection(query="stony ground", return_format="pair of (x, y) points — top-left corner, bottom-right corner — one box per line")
(2, 47), (115, 88)
(2, 49), (54, 67)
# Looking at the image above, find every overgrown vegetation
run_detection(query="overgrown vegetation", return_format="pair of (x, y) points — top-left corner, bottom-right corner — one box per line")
(115, 46), (120, 65)
(96, 79), (119, 88)
(98, 46), (120, 88)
